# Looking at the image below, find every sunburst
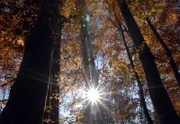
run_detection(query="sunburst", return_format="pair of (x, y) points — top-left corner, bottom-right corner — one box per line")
(86, 87), (100, 103)
(83, 86), (107, 105)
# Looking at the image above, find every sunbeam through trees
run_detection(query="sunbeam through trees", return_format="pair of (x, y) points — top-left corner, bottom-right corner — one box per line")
(0, 0), (180, 124)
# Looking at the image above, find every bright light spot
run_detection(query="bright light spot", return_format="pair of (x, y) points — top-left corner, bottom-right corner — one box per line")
(86, 87), (100, 103)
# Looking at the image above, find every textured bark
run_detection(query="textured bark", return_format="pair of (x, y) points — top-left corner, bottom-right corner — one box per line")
(118, 1), (180, 124)
(146, 18), (180, 86)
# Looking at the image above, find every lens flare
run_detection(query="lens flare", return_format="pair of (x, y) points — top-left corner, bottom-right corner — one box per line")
(87, 88), (100, 103)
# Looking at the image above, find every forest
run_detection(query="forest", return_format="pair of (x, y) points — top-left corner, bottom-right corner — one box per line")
(0, 0), (180, 124)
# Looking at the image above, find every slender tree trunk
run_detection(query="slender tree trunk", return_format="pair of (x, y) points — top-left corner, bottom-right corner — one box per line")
(80, 0), (91, 87)
(0, 1), (60, 124)
(80, 0), (93, 123)
(118, 21), (154, 124)
(146, 18), (180, 86)
(118, 1), (180, 124)
(43, 8), (62, 124)
(49, 29), (61, 124)
(43, 1), (63, 124)
(80, 0), (105, 123)
(81, 26), (91, 87)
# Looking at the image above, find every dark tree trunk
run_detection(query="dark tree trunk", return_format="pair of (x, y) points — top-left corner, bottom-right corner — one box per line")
(118, 21), (153, 124)
(146, 18), (180, 86)
(43, 2), (61, 124)
(42, 1), (62, 124)
(0, 1), (60, 124)
(118, 1), (180, 124)
(47, 29), (61, 124)
(43, 36), (61, 124)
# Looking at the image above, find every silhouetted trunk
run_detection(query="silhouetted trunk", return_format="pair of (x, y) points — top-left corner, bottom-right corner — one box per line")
(146, 18), (180, 86)
(44, 38), (60, 124)
(43, 2), (62, 124)
(117, 21), (153, 124)
(118, 1), (180, 124)
(0, 1), (60, 124)
(48, 29), (61, 124)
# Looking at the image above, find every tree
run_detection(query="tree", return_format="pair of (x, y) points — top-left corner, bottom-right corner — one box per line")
(43, 1), (62, 124)
(117, 1), (180, 123)
(106, 5), (154, 123)
(80, 0), (106, 123)
(118, 21), (153, 124)
(0, 0), (180, 124)
(0, 0), (38, 89)
(146, 17), (180, 86)
(0, 0), (61, 124)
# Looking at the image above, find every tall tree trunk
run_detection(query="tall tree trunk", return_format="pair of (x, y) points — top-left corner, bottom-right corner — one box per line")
(118, 1), (180, 124)
(0, 1), (60, 124)
(80, 0), (93, 123)
(118, 21), (153, 124)
(48, 28), (61, 124)
(43, 2), (62, 123)
(80, 0), (91, 87)
(43, 1), (62, 124)
(146, 18), (180, 86)
(80, 0), (105, 123)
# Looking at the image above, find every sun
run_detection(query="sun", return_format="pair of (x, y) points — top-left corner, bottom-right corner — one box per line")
(85, 87), (101, 104)
(87, 88), (100, 103)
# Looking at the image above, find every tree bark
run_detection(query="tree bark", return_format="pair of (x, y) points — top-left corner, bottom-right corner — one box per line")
(146, 18), (180, 86)
(0, 1), (60, 124)
(118, 1), (180, 124)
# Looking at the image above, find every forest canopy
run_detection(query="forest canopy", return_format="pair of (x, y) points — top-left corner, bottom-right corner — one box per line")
(0, 0), (180, 124)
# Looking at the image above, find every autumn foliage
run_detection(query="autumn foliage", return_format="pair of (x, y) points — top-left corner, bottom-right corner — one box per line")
(0, 0), (180, 124)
